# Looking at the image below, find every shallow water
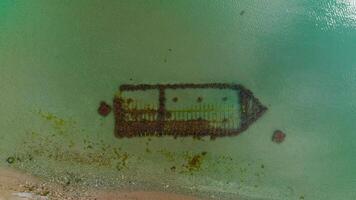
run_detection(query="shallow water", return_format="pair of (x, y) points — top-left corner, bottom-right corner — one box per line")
(0, 0), (356, 199)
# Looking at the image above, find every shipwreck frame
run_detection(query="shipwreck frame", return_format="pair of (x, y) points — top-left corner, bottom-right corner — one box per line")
(113, 83), (267, 139)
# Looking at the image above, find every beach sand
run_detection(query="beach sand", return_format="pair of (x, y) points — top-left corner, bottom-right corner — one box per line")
(0, 167), (202, 200)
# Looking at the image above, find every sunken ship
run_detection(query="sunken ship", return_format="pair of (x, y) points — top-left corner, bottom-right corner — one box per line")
(113, 83), (267, 139)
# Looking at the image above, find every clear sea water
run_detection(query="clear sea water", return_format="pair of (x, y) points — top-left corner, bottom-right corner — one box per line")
(0, 0), (356, 199)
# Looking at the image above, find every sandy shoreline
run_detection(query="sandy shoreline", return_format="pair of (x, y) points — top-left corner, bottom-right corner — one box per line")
(0, 167), (203, 200)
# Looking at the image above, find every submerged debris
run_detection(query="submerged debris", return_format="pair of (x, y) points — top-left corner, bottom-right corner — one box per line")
(98, 101), (112, 117)
(272, 130), (286, 143)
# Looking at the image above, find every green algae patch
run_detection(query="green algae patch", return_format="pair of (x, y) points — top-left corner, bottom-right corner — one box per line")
(38, 110), (67, 128)
(11, 111), (133, 172)
(182, 151), (208, 173)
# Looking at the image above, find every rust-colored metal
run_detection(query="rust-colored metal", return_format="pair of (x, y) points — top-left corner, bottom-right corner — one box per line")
(98, 101), (112, 117)
(272, 130), (286, 143)
(113, 83), (267, 139)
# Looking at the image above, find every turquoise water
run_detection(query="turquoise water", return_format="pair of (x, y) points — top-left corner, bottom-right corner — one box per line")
(0, 0), (356, 199)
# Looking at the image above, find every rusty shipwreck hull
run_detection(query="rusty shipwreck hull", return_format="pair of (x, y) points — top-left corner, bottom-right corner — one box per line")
(113, 83), (267, 139)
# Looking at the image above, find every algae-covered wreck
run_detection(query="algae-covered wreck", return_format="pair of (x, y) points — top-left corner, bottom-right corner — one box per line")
(112, 83), (267, 139)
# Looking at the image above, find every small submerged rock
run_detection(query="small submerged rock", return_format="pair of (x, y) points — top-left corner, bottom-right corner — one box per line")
(98, 101), (112, 117)
(272, 130), (286, 143)
(6, 156), (15, 164)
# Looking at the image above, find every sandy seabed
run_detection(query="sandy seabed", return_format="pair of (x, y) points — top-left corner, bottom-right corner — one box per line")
(0, 167), (202, 200)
